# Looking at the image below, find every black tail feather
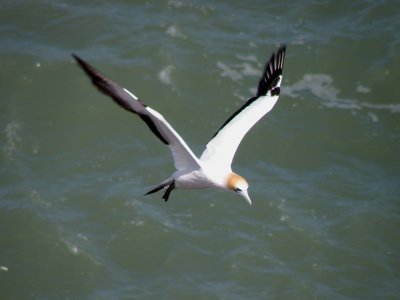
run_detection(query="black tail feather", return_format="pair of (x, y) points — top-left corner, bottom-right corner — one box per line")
(145, 180), (175, 202)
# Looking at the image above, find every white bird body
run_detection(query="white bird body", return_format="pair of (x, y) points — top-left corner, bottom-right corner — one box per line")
(173, 166), (225, 190)
(73, 46), (286, 205)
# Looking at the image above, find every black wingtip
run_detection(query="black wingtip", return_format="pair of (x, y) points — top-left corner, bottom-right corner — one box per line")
(71, 53), (99, 78)
(71, 53), (117, 101)
(256, 45), (287, 97)
(209, 45), (287, 139)
(71, 53), (79, 60)
(71, 53), (85, 67)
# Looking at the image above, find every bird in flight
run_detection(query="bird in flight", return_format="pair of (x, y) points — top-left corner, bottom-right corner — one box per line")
(73, 45), (286, 205)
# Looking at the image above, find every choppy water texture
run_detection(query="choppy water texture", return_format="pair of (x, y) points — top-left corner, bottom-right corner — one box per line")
(1, 1), (400, 299)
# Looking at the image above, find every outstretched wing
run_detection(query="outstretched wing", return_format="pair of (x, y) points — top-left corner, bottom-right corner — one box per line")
(73, 54), (200, 171)
(200, 46), (286, 168)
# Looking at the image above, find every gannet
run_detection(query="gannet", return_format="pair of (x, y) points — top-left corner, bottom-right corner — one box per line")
(73, 45), (286, 205)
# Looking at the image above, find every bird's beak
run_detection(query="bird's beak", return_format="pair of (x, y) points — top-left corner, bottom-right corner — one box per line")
(238, 190), (252, 205)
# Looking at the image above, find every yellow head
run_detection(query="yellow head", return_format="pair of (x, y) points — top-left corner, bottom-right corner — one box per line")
(227, 172), (251, 205)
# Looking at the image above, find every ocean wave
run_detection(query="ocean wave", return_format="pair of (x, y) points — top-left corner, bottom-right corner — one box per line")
(217, 57), (261, 83)
(283, 74), (400, 113)
(158, 65), (174, 86)
(165, 24), (187, 39)
(167, 0), (214, 15)
(217, 61), (243, 82)
(3, 121), (22, 159)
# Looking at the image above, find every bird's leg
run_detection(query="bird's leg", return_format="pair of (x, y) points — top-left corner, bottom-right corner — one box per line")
(162, 181), (175, 202)
(145, 180), (171, 195)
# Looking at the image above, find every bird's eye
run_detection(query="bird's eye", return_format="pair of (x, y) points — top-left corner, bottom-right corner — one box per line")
(234, 188), (242, 192)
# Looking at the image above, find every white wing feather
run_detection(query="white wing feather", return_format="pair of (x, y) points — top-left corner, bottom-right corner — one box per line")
(200, 89), (281, 168)
(200, 46), (286, 169)
(73, 54), (200, 171)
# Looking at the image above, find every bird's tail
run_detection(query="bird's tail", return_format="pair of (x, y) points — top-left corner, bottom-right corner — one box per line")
(145, 179), (175, 201)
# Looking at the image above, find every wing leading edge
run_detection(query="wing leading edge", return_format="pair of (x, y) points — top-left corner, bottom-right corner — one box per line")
(200, 46), (286, 168)
(73, 54), (200, 171)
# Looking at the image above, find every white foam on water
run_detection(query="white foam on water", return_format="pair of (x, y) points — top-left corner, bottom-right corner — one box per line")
(167, 0), (214, 14)
(236, 54), (259, 63)
(158, 65), (174, 86)
(217, 61), (242, 82)
(368, 112), (379, 123)
(283, 73), (400, 114)
(356, 84), (370, 94)
(60, 233), (102, 266)
(0, 266), (8, 271)
(3, 121), (22, 159)
(165, 24), (186, 39)
(217, 57), (262, 83)
(239, 62), (261, 76)
(63, 239), (80, 255)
